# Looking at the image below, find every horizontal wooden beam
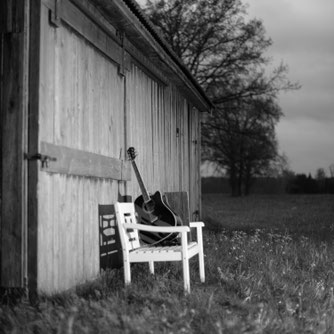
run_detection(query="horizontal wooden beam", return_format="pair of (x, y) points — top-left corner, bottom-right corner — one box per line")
(40, 142), (131, 181)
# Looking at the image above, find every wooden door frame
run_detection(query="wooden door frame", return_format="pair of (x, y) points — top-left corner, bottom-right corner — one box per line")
(0, 0), (31, 291)
(27, 0), (42, 297)
(0, 0), (42, 298)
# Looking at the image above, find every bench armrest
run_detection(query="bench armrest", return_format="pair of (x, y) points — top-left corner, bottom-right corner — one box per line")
(189, 221), (204, 244)
(123, 223), (190, 233)
(189, 222), (205, 228)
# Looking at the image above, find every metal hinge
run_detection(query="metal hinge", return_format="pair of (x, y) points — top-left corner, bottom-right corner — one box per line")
(24, 153), (57, 168)
(49, 0), (62, 28)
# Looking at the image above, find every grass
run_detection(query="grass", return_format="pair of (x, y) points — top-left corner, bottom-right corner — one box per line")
(202, 194), (334, 238)
(1, 194), (334, 333)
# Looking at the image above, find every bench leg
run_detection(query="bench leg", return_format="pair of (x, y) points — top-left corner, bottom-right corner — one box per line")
(199, 250), (205, 283)
(197, 227), (205, 283)
(182, 258), (190, 293)
(181, 231), (190, 293)
(124, 259), (131, 285)
(149, 261), (154, 274)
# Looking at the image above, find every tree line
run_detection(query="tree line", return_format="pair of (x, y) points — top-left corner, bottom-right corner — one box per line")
(143, 0), (300, 197)
(202, 174), (334, 195)
(286, 168), (334, 194)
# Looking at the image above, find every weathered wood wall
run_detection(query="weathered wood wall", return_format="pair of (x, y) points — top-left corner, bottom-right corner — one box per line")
(126, 64), (201, 220)
(1, 0), (203, 293)
(36, 3), (126, 292)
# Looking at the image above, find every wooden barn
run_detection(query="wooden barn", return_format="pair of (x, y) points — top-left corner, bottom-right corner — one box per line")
(0, 0), (212, 295)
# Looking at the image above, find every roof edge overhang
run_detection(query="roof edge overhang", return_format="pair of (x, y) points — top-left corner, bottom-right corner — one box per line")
(87, 0), (213, 112)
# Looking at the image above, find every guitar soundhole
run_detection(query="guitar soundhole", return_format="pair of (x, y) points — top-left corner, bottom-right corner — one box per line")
(143, 200), (155, 214)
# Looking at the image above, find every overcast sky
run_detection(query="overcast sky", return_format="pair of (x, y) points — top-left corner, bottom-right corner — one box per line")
(245, 0), (334, 175)
(137, 0), (334, 176)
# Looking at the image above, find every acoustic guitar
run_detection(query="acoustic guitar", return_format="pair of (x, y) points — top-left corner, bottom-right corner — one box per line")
(127, 147), (183, 245)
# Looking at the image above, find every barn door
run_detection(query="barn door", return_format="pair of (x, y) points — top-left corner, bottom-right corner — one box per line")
(0, 1), (29, 289)
(26, 0), (129, 293)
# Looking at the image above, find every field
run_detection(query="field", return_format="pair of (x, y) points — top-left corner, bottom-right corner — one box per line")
(202, 194), (334, 238)
(1, 194), (334, 333)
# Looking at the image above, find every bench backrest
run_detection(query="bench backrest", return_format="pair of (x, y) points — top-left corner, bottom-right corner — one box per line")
(115, 202), (141, 251)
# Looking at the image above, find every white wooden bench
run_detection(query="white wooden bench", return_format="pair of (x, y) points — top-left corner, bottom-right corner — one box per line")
(114, 202), (205, 293)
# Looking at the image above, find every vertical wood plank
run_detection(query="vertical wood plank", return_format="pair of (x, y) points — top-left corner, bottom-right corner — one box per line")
(39, 8), (55, 143)
(37, 172), (53, 292)
(165, 191), (190, 226)
(53, 174), (60, 291)
(77, 176), (84, 282)
(1, 0), (30, 288)
(188, 107), (201, 220)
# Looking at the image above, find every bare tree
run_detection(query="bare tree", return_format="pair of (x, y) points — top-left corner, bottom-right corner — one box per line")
(145, 0), (298, 100)
(315, 168), (326, 180)
(266, 152), (291, 178)
(202, 95), (281, 195)
(144, 0), (300, 195)
(329, 164), (334, 178)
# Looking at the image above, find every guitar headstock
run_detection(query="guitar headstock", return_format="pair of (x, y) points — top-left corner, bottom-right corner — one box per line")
(127, 147), (137, 161)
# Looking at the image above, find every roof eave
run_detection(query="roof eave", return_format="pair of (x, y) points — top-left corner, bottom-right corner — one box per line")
(89, 0), (213, 112)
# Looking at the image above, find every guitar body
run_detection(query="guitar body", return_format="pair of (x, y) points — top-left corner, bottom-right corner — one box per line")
(135, 191), (183, 245)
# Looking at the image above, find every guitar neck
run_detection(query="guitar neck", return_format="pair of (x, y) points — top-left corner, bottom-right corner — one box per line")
(130, 160), (151, 203)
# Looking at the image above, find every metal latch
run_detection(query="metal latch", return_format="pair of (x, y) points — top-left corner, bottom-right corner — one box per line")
(24, 153), (57, 168)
